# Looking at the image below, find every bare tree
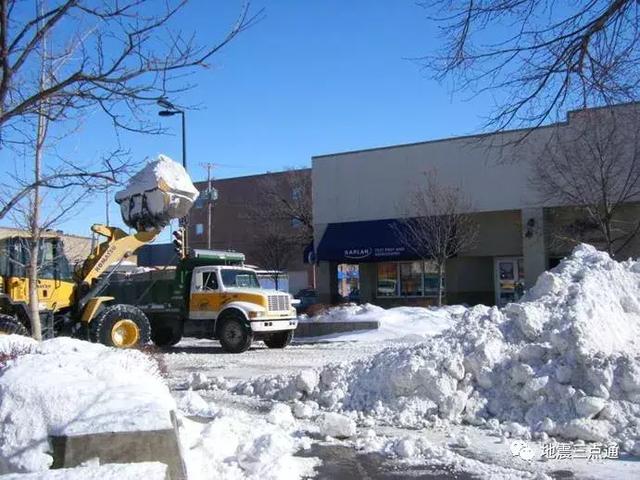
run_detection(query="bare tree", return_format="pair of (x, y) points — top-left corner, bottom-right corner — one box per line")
(244, 169), (312, 290)
(532, 106), (640, 257)
(256, 168), (313, 245)
(421, 1), (640, 132)
(0, 0), (259, 220)
(393, 170), (478, 306)
(0, 1), (259, 135)
(249, 225), (295, 291)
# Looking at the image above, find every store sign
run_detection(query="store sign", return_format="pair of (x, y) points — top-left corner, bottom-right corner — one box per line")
(343, 246), (406, 260)
(344, 248), (372, 260)
(373, 246), (406, 258)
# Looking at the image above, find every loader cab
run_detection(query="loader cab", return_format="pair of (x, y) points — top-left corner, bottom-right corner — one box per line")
(0, 235), (75, 311)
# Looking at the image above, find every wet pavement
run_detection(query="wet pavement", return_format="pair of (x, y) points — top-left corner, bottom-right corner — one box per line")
(298, 444), (478, 480)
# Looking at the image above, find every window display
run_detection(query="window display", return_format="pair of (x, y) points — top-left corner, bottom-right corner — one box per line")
(377, 261), (445, 298)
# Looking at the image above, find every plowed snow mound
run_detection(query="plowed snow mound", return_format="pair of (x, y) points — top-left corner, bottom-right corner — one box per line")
(240, 245), (640, 452)
(0, 337), (175, 474)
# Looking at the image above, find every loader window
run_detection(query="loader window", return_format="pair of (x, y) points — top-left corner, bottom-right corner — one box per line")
(38, 241), (55, 279)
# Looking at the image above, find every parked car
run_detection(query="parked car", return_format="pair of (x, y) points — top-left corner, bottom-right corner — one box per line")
(293, 288), (320, 314)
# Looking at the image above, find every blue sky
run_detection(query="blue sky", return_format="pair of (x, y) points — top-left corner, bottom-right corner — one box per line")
(3, 0), (495, 236)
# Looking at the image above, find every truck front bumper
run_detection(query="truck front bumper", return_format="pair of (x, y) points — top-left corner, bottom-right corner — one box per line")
(250, 318), (298, 332)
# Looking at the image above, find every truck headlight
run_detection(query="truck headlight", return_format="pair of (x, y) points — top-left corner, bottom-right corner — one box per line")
(248, 311), (266, 318)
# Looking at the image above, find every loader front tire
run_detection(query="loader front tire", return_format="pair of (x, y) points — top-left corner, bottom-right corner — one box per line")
(0, 314), (29, 337)
(90, 304), (151, 348)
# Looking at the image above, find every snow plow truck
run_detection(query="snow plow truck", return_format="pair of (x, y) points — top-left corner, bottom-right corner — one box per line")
(0, 156), (297, 351)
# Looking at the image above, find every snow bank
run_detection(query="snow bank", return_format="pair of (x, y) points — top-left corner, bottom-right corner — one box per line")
(238, 245), (640, 452)
(301, 303), (463, 342)
(0, 337), (175, 474)
(178, 401), (318, 480)
(0, 334), (37, 355)
(0, 462), (168, 479)
(115, 154), (198, 230)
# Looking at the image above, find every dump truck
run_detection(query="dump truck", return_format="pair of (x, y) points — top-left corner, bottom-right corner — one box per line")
(105, 249), (298, 353)
(0, 156), (198, 348)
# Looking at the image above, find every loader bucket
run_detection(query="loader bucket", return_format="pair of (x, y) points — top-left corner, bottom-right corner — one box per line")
(115, 155), (199, 231)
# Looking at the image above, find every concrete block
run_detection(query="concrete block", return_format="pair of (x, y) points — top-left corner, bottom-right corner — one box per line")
(295, 320), (379, 337)
(50, 411), (187, 480)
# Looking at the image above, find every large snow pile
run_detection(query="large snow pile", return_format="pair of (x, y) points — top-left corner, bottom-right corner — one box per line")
(0, 462), (168, 480)
(301, 303), (463, 342)
(0, 337), (175, 474)
(115, 154), (198, 230)
(239, 245), (640, 452)
(178, 392), (318, 480)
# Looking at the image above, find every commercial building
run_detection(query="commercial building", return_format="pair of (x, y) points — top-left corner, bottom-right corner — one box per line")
(312, 104), (640, 307)
(187, 170), (314, 294)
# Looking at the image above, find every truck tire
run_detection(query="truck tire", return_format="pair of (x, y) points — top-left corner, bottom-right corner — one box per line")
(151, 325), (183, 348)
(90, 304), (151, 348)
(0, 314), (29, 337)
(217, 311), (252, 354)
(264, 330), (294, 349)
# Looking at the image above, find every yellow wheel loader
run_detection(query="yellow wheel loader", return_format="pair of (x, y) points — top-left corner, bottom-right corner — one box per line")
(0, 155), (199, 348)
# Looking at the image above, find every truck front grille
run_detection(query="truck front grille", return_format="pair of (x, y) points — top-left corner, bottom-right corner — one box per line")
(268, 295), (289, 312)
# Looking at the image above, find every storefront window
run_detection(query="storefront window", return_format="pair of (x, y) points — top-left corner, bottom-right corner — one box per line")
(376, 261), (445, 298)
(377, 263), (398, 296)
(400, 261), (423, 296)
(423, 261), (442, 296)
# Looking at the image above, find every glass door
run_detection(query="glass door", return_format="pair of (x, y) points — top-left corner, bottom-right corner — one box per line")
(495, 257), (525, 307)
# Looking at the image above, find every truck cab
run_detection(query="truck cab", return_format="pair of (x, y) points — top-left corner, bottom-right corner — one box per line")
(107, 249), (299, 353)
(188, 265), (297, 351)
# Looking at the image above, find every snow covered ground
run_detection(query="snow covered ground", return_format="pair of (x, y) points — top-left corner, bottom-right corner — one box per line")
(298, 303), (464, 342)
(3, 244), (640, 479)
(163, 244), (640, 479)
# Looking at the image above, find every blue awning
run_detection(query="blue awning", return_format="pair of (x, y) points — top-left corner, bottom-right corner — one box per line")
(316, 219), (418, 263)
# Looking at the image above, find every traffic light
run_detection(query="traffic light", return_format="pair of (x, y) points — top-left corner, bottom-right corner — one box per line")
(172, 228), (186, 258)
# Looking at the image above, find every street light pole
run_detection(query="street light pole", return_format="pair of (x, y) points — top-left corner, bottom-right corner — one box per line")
(180, 111), (187, 171)
(158, 97), (189, 250)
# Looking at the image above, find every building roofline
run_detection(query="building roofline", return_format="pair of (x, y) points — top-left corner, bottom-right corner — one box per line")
(0, 226), (91, 240)
(312, 102), (640, 160)
(193, 167), (311, 186)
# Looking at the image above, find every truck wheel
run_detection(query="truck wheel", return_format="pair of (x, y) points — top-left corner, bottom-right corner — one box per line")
(0, 314), (29, 337)
(218, 311), (252, 354)
(90, 304), (151, 348)
(264, 330), (294, 349)
(151, 326), (183, 348)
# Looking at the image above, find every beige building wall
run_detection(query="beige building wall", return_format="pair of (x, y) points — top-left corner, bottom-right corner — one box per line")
(312, 104), (640, 307)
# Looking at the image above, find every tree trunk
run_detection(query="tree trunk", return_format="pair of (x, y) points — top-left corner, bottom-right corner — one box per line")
(28, 237), (42, 341)
(603, 218), (615, 257)
(436, 261), (445, 307)
(27, 0), (47, 342)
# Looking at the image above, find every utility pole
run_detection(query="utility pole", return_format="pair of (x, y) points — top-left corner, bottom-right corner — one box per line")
(200, 162), (217, 249)
(105, 181), (110, 226)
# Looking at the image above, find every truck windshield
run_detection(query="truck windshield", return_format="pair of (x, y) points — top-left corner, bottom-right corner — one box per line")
(221, 269), (261, 288)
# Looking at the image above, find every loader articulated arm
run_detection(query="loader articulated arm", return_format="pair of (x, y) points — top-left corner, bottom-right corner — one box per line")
(79, 224), (160, 287)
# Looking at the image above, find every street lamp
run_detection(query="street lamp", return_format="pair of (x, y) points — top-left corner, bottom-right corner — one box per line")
(158, 97), (189, 252)
(157, 98), (187, 170)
